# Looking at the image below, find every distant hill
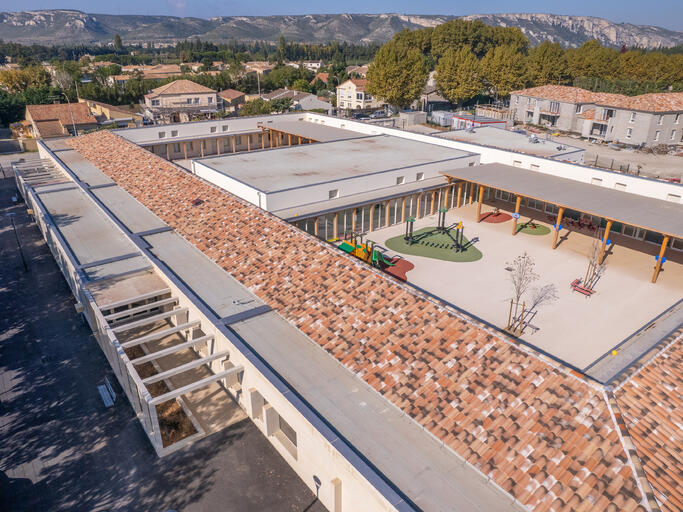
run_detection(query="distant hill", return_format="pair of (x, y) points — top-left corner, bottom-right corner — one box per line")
(0, 10), (681, 49)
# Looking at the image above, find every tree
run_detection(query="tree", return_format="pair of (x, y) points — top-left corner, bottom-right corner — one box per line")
(435, 46), (481, 107)
(277, 36), (286, 64)
(366, 39), (428, 110)
(240, 98), (274, 116)
(114, 34), (123, 51)
(566, 40), (619, 81)
(528, 41), (569, 86)
(506, 252), (539, 305)
(291, 78), (311, 92)
(0, 65), (51, 94)
(480, 45), (527, 99)
(270, 97), (293, 113)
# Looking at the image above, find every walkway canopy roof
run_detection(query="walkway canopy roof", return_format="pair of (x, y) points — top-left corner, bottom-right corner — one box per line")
(441, 163), (683, 239)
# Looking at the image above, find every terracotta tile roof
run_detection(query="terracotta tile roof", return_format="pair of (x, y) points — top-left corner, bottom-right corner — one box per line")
(349, 78), (367, 91)
(34, 119), (66, 138)
(148, 79), (216, 96)
(579, 108), (596, 120)
(615, 338), (683, 512)
(26, 102), (97, 126)
(218, 89), (246, 101)
(66, 130), (649, 511)
(311, 72), (329, 84)
(511, 85), (683, 113)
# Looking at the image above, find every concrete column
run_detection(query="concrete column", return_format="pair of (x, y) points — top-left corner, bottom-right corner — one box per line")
(512, 195), (522, 235)
(183, 142), (187, 159)
(652, 236), (669, 283)
(217, 138), (221, 156)
(476, 185), (485, 222)
(247, 135), (251, 152)
(598, 220), (613, 264)
(200, 141), (204, 157)
(552, 207), (565, 249)
(231, 136), (236, 154)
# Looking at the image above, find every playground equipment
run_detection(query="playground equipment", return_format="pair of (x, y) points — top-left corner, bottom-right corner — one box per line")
(339, 232), (396, 270)
(403, 212), (468, 253)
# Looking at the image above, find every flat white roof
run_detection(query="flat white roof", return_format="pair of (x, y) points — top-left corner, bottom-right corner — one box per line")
(197, 135), (475, 193)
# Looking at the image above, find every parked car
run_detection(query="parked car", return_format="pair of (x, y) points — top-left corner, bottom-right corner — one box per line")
(369, 110), (387, 119)
(352, 112), (370, 120)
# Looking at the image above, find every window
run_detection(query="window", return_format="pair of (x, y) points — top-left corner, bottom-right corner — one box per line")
(194, 97), (200, 104)
(514, 96), (519, 105)
(158, 131), (166, 138)
(626, 128), (632, 139)
(657, 115), (663, 125)
(549, 101), (559, 113)
(530, 164), (539, 170)
(614, 182), (627, 191)
(629, 112), (636, 123)
(171, 130), (178, 137)
(468, 162), (475, 166)
(186, 98), (192, 104)
(654, 131), (660, 141)
(329, 189), (339, 199)
(173, 143), (180, 152)
(416, 172), (424, 181)
(208, 97), (213, 104)
(671, 130), (676, 140)
(188, 142), (194, 150)
(356, 93), (363, 100)
(151, 99), (160, 106)
(278, 415), (297, 448)
(339, 102), (344, 108)
(235, 136), (242, 145)
(210, 126), (216, 133)
(575, 104), (582, 113)
(396, 176), (405, 185)
(666, 193), (680, 202)
(513, 160), (522, 167)
(591, 177), (603, 185)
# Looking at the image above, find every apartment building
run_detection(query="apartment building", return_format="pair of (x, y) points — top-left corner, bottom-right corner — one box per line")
(336, 79), (381, 111)
(510, 85), (683, 147)
(143, 79), (218, 123)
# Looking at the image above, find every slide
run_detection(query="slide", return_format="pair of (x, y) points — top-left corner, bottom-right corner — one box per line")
(338, 241), (355, 253)
(373, 250), (396, 267)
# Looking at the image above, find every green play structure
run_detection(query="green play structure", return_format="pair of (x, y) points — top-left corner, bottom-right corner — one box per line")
(386, 225), (483, 262)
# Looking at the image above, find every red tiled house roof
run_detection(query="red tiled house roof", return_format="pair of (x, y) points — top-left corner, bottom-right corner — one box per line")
(67, 130), (649, 511)
(511, 85), (683, 113)
(146, 79), (216, 97)
(218, 89), (246, 101)
(615, 339), (683, 512)
(26, 102), (97, 126)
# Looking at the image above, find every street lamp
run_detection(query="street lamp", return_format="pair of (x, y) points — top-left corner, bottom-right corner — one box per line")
(6, 212), (28, 271)
(51, 92), (77, 136)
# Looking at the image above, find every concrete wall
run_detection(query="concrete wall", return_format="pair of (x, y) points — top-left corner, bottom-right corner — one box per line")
(305, 113), (683, 203)
(192, 160), (264, 207)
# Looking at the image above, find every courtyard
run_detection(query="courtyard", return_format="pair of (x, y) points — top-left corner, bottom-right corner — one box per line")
(369, 200), (683, 371)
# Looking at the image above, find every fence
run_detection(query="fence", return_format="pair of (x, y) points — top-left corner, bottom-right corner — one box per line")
(584, 152), (638, 174)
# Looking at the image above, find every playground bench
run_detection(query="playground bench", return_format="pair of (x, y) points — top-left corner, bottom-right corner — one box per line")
(571, 279), (595, 297)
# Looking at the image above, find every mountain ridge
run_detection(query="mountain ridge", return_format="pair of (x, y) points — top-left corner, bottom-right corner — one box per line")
(0, 10), (681, 49)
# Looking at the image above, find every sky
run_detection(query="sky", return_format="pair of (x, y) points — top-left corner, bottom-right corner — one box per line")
(8, 0), (683, 31)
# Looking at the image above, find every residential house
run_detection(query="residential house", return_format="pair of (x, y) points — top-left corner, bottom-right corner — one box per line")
(112, 64), (183, 85)
(218, 89), (246, 113)
(181, 62), (203, 73)
(345, 65), (368, 78)
(143, 79), (218, 123)
(310, 72), (329, 86)
(336, 79), (381, 111)
(25, 102), (98, 138)
(510, 85), (683, 147)
(416, 85), (451, 112)
(303, 60), (323, 72)
(244, 61), (275, 75)
(261, 88), (332, 112)
(78, 98), (143, 128)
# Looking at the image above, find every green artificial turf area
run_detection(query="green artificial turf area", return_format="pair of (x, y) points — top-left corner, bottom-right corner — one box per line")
(385, 226), (483, 262)
(515, 222), (551, 236)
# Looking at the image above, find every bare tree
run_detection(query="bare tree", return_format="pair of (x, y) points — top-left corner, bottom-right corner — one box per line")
(506, 252), (539, 304)
(529, 284), (559, 312)
(585, 233), (607, 288)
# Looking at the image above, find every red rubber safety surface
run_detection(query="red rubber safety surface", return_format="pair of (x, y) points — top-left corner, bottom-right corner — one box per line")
(479, 212), (512, 223)
(384, 257), (414, 281)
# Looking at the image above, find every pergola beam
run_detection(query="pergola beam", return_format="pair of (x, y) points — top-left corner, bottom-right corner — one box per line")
(142, 350), (230, 385)
(104, 297), (179, 322)
(98, 288), (172, 312)
(130, 334), (214, 365)
(149, 366), (243, 405)
(110, 307), (188, 333)
(120, 320), (200, 349)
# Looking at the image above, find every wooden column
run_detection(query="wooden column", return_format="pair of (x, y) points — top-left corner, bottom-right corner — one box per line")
(598, 220), (613, 264)
(298, 136), (302, 145)
(288, 133), (292, 146)
(443, 184), (450, 209)
(308, 138), (313, 144)
(476, 185), (485, 222)
(369, 204), (374, 231)
(314, 217), (319, 237)
(430, 191), (436, 215)
(456, 183), (462, 208)
(652, 236), (670, 283)
(231, 136), (236, 154)
(352, 209), (356, 232)
(247, 135), (251, 152)
(416, 194), (421, 218)
(385, 201), (391, 227)
(183, 142), (187, 159)
(512, 195), (522, 235)
(200, 141), (205, 157)
(217, 138), (221, 155)
(333, 212), (338, 239)
(269, 130), (273, 148)
(552, 207), (565, 249)
(165, 144), (170, 160)
(401, 197), (406, 223)
(469, 184), (475, 205)
(261, 130), (265, 150)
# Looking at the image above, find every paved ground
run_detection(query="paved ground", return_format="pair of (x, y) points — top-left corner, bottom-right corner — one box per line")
(0, 159), (325, 512)
(371, 201), (683, 370)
